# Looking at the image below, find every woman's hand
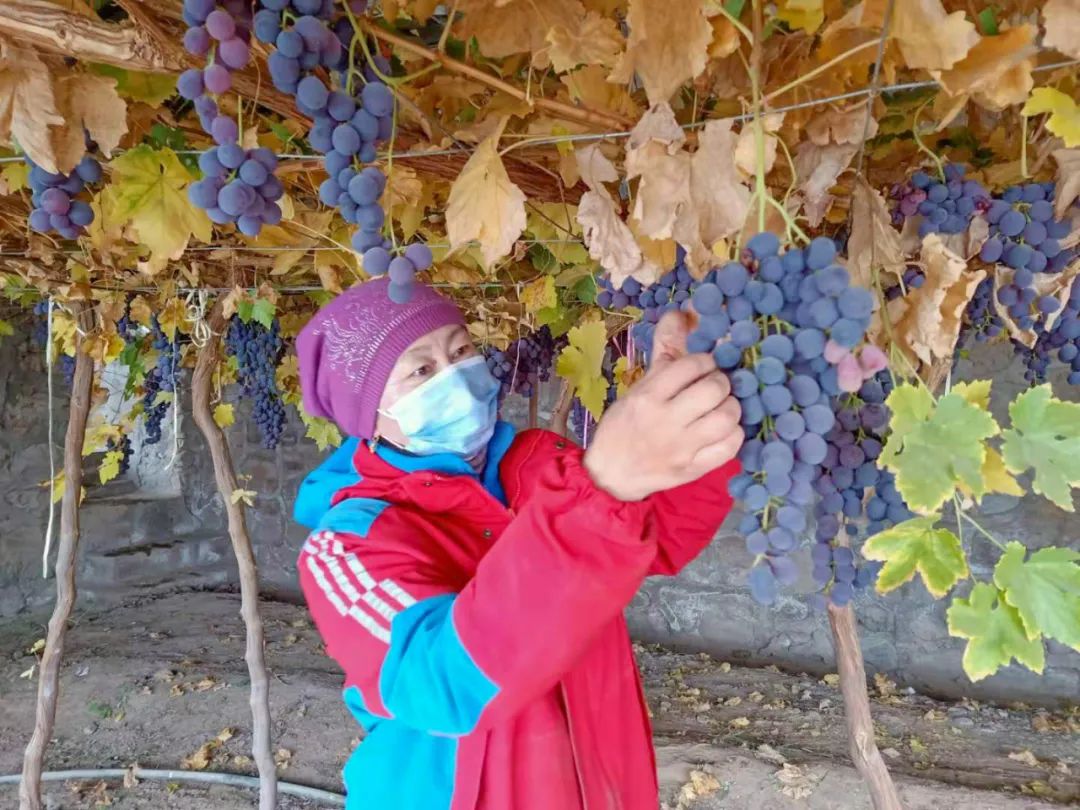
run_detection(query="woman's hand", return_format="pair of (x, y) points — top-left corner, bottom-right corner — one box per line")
(583, 311), (743, 501)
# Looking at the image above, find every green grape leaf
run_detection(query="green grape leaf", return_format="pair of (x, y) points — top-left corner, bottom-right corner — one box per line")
(993, 541), (1080, 652)
(947, 583), (1045, 682)
(862, 515), (968, 597)
(881, 383), (999, 513)
(1000, 385), (1080, 511)
(99, 450), (123, 485)
(250, 298), (277, 330)
(300, 410), (343, 452)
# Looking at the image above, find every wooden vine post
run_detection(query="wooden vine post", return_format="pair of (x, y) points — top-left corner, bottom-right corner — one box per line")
(20, 302), (95, 810)
(190, 302), (277, 810)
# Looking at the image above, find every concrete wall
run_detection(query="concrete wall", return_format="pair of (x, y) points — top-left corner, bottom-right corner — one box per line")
(1, 325), (1077, 705)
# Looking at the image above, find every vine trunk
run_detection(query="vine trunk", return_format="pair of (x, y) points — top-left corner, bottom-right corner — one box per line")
(20, 302), (95, 810)
(190, 303), (278, 810)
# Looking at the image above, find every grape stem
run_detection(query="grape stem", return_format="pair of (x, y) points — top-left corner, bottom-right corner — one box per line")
(955, 503), (1008, 551)
(715, 3), (752, 41)
(1020, 115), (1029, 180)
(749, 0), (767, 234)
(912, 100), (946, 181)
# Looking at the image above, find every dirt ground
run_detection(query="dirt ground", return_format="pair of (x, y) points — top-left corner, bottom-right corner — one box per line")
(0, 591), (1076, 809)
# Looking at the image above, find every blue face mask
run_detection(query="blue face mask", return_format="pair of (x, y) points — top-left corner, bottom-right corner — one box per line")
(380, 356), (500, 457)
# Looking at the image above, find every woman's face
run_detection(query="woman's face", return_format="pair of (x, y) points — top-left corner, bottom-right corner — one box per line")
(375, 323), (479, 447)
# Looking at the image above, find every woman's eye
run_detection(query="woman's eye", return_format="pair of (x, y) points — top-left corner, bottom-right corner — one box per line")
(411, 364), (432, 378)
(453, 345), (471, 358)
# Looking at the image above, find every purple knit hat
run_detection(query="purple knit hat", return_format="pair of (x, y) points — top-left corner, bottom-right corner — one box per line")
(297, 278), (465, 439)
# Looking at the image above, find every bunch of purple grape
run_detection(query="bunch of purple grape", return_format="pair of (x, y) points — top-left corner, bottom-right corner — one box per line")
(603, 252), (698, 356)
(1045, 276), (1080, 386)
(355, 234), (434, 304)
(681, 233), (875, 605)
(31, 300), (76, 386)
(188, 144), (284, 234)
(485, 326), (564, 399)
(225, 317), (287, 449)
(27, 156), (100, 238)
(890, 164), (990, 237)
(982, 183), (1076, 329)
(959, 277), (1004, 345)
(883, 266), (925, 301)
(141, 320), (179, 446)
(179, 0), (254, 100)
(178, 1), (288, 235)
(810, 373), (910, 607)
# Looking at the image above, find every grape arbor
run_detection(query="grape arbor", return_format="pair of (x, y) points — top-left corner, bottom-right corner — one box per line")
(2, 1), (1080, 810)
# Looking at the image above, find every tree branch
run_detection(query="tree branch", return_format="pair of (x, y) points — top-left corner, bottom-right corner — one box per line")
(0, 0), (181, 72)
(358, 19), (636, 132)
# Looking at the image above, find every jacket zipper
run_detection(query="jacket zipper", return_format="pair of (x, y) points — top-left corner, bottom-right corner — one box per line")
(561, 683), (589, 810)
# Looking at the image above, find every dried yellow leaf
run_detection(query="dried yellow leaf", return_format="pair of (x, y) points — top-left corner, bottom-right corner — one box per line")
(1043, 0), (1080, 59)
(609, 0), (712, 106)
(445, 122), (526, 268)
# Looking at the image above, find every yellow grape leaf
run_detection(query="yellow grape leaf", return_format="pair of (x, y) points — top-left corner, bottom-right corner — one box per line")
(1043, 0), (1080, 59)
(625, 103), (689, 241)
(933, 26), (1036, 122)
(1000, 385), (1080, 511)
(673, 119), (751, 276)
(0, 158), (28, 193)
(1022, 88), (1080, 148)
(951, 379), (992, 411)
(556, 319), (608, 420)
(994, 541), (1080, 651)
(103, 145), (212, 273)
(1051, 148), (1080, 221)
(82, 423), (122, 455)
(89, 63), (177, 105)
(157, 298), (189, 342)
(42, 470), (65, 504)
(863, 516), (969, 598)
(891, 0), (978, 72)
(546, 10), (623, 73)
(82, 330), (125, 365)
(445, 123), (526, 268)
(521, 276), (556, 314)
(846, 177), (905, 290)
(231, 488), (257, 507)
(881, 383), (999, 513)
(99, 450), (123, 485)
(946, 583), (1045, 682)
(777, 0), (824, 34)
(301, 411), (343, 451)
(559, 65), (643, 121)
(127, 295), (154, 328)
(457, 0), (586, 62)
(889, 234), (984, 368)
(51, 73), (128, 170)
(0, 318), (13, 338)
(213, 403), (235, 429)
(613, 356), (644, 397)
(154, 391), (174, 407)
(29, 638), (45, 654)
(609, 0), (712, 106)
(0, 37), (65, 173)
(972, 448), (1024, 499)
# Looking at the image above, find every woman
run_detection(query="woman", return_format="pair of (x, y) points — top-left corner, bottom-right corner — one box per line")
(294, 277), (742, 809)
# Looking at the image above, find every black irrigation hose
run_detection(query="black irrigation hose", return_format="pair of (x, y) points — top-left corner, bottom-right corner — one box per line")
(0, 767), (345, 806)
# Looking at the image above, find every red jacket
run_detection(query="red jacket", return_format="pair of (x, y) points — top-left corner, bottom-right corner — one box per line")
(294, 422), (737, 809)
